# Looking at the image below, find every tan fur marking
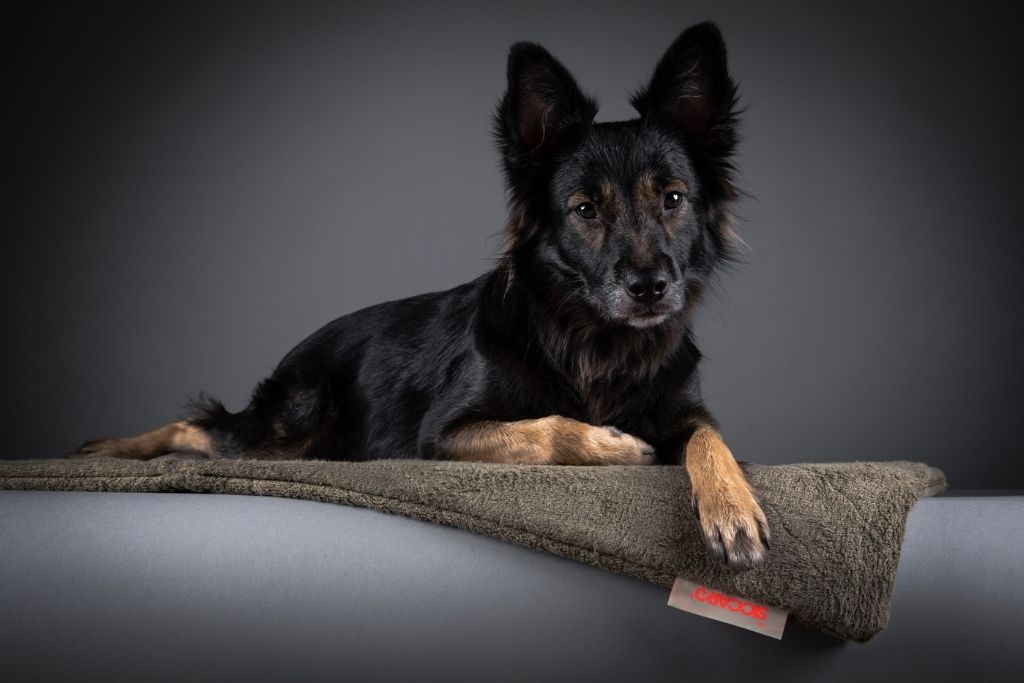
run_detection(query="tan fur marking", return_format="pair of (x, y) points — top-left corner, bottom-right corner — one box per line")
(71, 421), (217, 460)
(566, 192), (604, 249)
(664, 179), (689, 237)
(634, 173), (659, 207)
(685, 426), (768, 558)
(666, 179), (689, 195)
(633, 176), (689, 208)
(565, 192), (590, 209)
(442, 416), (654, 466)
(599, 179), (625, 219)
(168, 422), (215, 455)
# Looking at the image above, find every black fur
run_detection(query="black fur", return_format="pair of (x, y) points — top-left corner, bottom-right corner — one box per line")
(191, 22), (741, 465)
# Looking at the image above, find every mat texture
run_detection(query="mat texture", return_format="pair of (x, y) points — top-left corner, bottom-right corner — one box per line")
(0, 457), (945, 641)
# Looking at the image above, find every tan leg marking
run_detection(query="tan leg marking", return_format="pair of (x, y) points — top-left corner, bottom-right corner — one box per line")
(70, 421), (216, 460)
(442, 416), (655, 465)
(685, 426), (770, 568)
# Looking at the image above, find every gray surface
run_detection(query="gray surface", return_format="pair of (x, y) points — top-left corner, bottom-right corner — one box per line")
(1, 491), (1021, 682)
(5, 1), (1024, 489)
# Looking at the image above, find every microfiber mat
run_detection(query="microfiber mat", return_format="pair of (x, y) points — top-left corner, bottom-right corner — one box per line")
(0, 458), (945, 641)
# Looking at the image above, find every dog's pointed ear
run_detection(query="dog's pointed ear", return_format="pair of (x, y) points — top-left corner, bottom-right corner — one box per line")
(631, 22), (738, 155)
(632, 23), (741, 258)
(494, 42), (598, 183)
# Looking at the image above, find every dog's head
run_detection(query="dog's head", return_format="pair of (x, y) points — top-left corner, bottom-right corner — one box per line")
(495, 23), (740, 330)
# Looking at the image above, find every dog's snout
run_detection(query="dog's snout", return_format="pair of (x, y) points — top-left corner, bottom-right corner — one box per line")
(624, 269), (669, 304)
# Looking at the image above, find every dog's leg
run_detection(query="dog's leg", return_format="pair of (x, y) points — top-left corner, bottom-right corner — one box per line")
(685, 425), (770, 568)
(441, 416), (655, 465)
(70, 421), (217, 460)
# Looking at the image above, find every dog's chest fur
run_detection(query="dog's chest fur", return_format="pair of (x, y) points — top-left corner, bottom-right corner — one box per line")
(536, 312), (692, 424)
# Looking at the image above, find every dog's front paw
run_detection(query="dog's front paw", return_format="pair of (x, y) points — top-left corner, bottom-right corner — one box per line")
(685, 427), (770, 568)
(591, 425), (656, 465)
(555, 420), (656, 465)
(691, 484), (770, 569)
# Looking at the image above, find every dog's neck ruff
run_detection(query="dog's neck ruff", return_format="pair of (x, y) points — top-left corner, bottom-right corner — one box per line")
(488, 261), (695, 423)
(533, 298), (689, 422)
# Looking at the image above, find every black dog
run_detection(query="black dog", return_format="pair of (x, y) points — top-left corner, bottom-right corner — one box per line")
(74, 22), (770, 568)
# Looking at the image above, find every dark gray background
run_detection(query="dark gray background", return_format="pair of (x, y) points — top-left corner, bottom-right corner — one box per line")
(6, 1), (1023, 487)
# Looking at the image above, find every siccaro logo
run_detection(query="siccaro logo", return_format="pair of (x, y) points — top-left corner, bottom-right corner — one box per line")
(691, 586), (769, 624)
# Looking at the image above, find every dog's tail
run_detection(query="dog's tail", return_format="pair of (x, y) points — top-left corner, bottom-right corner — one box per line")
(188, 371), (340, 459)
(186, 391), (238, 437)
(70, 368), (339, 461)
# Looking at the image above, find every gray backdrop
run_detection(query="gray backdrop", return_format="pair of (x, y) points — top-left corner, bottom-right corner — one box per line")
(6, 1), (1023, 488)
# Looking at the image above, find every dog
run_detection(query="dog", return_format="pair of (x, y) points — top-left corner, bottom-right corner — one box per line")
(73, 22), (771, 568)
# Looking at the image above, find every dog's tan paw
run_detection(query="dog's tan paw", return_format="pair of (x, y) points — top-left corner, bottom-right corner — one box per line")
(685, 426), (770, 568)
(440, 416), (656, 465)
(577, 425), (656, 465)
(691, 483), (770, 569)
(68, 439), (120, 459)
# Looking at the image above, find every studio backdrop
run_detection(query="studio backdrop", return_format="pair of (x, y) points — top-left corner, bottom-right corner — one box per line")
(5, 1), (1023, 487)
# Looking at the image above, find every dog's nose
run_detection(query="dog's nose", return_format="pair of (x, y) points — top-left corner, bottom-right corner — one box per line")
(624, 270), (669, 304)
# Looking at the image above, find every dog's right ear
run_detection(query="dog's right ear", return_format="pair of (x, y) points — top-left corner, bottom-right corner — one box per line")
(494, 43), (597, 203)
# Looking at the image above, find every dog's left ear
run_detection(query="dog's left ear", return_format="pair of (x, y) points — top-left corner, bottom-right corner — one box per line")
(632, 22), (741, 256)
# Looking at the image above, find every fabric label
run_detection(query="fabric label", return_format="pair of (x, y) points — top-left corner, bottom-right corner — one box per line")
(667, 576), (788, 639)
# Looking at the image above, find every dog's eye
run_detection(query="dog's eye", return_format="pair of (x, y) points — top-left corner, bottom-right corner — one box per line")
(664, 191), (683, 210)
(575, 202), (598, 220)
